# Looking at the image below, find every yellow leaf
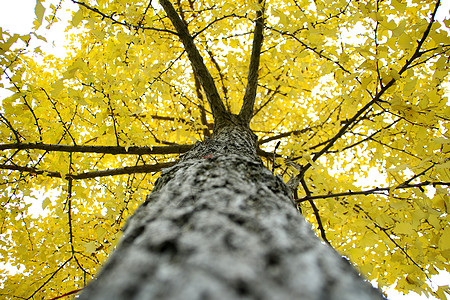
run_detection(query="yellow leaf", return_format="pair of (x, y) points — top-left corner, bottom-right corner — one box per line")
(35, 0), (45, 26)
(436, 161), (450, 169)
(82, 241), (96, 254)
(361, 75), (373, 89)
(391, 0), (406, 13)
(96, 227), (107, 241)
(72, 9), (84, 27)
(92, 29), (105, 39)
(389, 68), (401, 80)
(436, 285), (450, 300)
(42, 198), (51, 210)
(125, 139), (132, 152)
(432, 137), (450, 145)
(428, 215), (441, 230)
(444, 19), (450, 29)
(439, 227), (450, 250)
(51, 79), (65, 96)
(393, 222), (415, 235)
(403, 77), (417, 92)
(398, 33), (413, 49)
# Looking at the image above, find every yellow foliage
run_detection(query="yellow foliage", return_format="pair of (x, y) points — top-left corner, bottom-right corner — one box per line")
(0, 0), (449, 299)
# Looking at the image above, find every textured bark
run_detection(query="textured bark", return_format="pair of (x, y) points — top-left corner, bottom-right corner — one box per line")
(79, 125), (385, 300)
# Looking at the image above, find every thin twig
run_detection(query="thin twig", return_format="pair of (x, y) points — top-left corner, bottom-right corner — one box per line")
(297, 181), (449, 203)
(272, 141), (280, 173)
(300, 179), (331, 245)
(71, 0), (177, 35)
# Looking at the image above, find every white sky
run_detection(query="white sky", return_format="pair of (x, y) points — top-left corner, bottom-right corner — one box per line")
(0, 0), (36, 34)
(0, 0), (449, 299)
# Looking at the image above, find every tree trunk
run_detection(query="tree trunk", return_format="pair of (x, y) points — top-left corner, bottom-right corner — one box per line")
(79, 125), (384, 300)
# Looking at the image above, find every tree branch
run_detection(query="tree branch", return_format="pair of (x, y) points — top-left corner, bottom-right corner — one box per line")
(0, 113), (22, 142)
(296, 181), (450, 203)
(3, 71), (43, 142)
(258, 126), (317, 145)
(205, 46), (229, 109)
(0, 162), (176, 180)
(41, 88), (78, 145)
(300, 178), (331, 245)
(0, 143), (193, 155)
(48, 288), (83, 300)
(158, 0), (229, 128)
(71, 0), (178, 35)
(175, 0), (211, 139)
(0, 143), (290, 181)
(326, 119), (400, 154)
(26, 258), (73, 299)
(73, 163), (176, 179)
(66, 154), (76, 257)
(239, 0), (265, 125)
(289, 0), (442, 189)
(352, 203), (432, 283)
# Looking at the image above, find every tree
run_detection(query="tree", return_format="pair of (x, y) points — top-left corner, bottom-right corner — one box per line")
(0, 0), (449, 299)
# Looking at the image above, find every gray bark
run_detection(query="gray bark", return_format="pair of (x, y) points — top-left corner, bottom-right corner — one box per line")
(79, 125), (385, 300)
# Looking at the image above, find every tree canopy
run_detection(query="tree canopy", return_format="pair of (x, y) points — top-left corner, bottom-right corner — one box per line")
(0, 0), (449, 299)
